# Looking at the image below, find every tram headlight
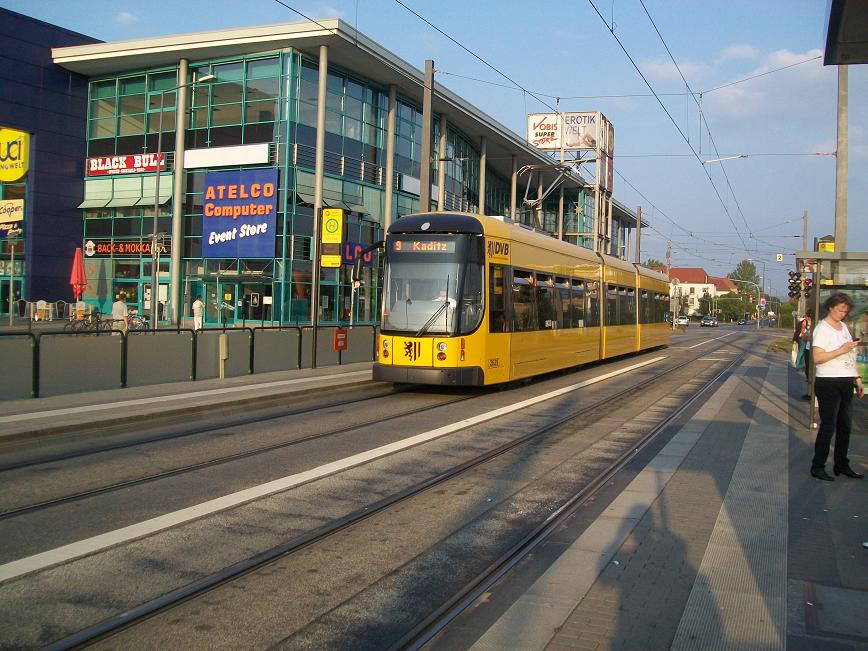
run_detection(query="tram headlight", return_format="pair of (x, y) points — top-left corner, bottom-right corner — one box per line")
(382, 340), (390, 349)
(437, 342), (447, 352)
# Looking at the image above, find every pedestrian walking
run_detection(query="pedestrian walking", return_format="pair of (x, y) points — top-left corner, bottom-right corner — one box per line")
(192, 294), (204, 330)
(111, 294), (128, 333)
(810, 292), (864, 481)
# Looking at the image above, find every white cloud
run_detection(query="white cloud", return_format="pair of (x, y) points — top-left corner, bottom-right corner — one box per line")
(641, 57), (712, 86)
(115, 11), (138, 25)
(718, 44), (760, 62)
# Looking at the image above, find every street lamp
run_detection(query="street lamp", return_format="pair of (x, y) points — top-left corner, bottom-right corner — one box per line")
(149, 73), (216, 330)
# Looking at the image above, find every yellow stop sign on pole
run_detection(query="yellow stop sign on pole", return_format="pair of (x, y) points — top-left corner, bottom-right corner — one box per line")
(322, 208), (344, 244)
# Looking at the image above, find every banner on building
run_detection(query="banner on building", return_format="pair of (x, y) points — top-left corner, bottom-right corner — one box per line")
(527, 112), (600, 152)
(0, 199), (24, 238)
(202, 168), (278, 258)
(0, 127), (29, 182)
(86, 154), (166, 176)
(84, 239), (169, 257)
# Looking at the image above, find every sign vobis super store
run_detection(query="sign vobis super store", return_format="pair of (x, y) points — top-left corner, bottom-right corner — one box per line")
(202, 168), (277, 258)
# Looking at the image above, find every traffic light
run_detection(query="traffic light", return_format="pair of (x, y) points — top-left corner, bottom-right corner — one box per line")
(803, 277), (813, 301)
(788, 271), (801, 298)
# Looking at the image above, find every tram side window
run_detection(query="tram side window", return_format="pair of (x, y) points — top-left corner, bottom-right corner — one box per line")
(489, 264), (509, 333)
(640, 290), (651, 324)
(586, 281), (600, 327)
(536, 273), (558, 329)
(606, 285), (619, 326)
(556, 277), (572, 327)
(657, 293), (668, 323)
(624, 288), (636, 325)
(568, 279), (585, 327)
(512, 269), (536, 332)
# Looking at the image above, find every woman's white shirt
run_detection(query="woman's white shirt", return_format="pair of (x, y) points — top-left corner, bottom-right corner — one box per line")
(813, 319), (857, 377)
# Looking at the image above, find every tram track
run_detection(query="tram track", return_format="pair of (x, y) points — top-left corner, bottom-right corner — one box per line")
(396, 350), (747, 650)
(38, 338), (745, 650)
(0, 391), (479, 520)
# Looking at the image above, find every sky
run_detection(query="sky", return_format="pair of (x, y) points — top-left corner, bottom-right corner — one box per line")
(4, 0), (866, 296)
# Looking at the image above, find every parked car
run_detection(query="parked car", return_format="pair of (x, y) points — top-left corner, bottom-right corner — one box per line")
(737, 319), (747, 325)
(675, 315), (689, 326)
(700, 316), (718, 327)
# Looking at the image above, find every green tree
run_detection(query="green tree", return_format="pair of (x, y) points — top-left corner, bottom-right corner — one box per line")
(728, 260), (760, 290)
(642, 258), (666, 272)
(717, 292), (749, 322)
(698, 290), (713, 316)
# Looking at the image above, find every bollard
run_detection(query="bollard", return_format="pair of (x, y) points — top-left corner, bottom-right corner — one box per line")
(218, 332), (228, 379)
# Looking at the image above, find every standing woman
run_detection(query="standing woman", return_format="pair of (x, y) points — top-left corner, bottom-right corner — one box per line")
(811, 292), (864, 481)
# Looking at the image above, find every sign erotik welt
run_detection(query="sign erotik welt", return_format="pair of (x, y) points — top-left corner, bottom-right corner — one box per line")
(202, 168), (278, 258)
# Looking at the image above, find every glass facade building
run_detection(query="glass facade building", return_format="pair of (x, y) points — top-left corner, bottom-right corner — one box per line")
(55, 18), (637, 327)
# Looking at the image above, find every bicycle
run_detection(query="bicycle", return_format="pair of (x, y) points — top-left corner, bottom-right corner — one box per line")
(63, 310), (113, 332)
(128, 314), (150, 331)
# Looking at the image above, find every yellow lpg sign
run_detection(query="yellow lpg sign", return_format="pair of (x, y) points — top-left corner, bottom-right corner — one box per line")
(0, 127), (29, 182)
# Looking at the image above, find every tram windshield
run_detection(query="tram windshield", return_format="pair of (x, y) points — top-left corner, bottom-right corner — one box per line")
(382, 234), (484, 336)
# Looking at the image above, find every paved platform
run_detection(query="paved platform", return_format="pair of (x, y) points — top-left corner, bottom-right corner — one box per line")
(0, 361), (377, 441)
(458, 354), (867, 651)
(1, 351), (864, 649)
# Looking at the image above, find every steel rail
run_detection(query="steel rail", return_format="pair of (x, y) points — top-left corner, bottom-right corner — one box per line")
(41, 340), (739, 650)
(393, 350), (747, 651)
(0, 392), (478, 520)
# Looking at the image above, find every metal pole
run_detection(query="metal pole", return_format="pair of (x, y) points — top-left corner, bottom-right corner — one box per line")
(383, 85), (396, 230)
(170, 59), (190, 327)
(834, 65), (848, 251)
(635, 206), (642, 264)
(311, 44), (329, 368)
(9, 241), (14, 326)
(419, 59), (434, 211)
(151, 90), (164, 331)
(798, 209), (808, 318)
(478, 136), (486, 215)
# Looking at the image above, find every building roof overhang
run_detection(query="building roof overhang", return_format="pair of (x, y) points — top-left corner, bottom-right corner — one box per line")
(824, 0), (868, 65)
(53, 18), (645, 227)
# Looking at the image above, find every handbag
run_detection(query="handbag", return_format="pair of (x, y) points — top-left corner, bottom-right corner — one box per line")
(793, 341), (807, 369)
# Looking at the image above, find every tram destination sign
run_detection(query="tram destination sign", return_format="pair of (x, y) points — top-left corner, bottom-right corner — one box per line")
(391, 239), (456, 254)
(202, 168), (278, 258)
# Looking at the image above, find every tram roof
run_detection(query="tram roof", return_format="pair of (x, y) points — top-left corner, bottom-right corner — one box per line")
(52, 17), (644, 229)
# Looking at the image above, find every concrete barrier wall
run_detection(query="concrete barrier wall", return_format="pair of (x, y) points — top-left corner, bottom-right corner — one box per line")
(39, 332), (122, 396)
(195, 329), (252, 380)
(253, 329), (300, 373)
(0, 336), (35, 399)
(343, 327), (376, 364)
(127, 331), (194, 387)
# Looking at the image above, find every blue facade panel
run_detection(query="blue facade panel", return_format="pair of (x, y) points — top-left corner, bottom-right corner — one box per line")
(0, 8), (98, 301)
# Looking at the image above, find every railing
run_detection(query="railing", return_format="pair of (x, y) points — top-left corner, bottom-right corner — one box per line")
(0, 325), (377, 400)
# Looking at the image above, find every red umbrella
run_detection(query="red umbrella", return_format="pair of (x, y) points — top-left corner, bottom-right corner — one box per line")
(69, 247), (87, 300)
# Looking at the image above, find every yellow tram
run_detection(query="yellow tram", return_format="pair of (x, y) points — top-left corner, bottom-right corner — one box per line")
(373, 212), (670, 386)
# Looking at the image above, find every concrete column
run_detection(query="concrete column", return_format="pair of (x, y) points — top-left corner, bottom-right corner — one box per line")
(383, 85), (397, 229)
(437, 114), (447, 210)
(419, 60), (434, 211)
(834, 65), (848, 251)
(478, 136), (487, 215)
(510, 155), (517, 220)
(169, 58), (188, 326)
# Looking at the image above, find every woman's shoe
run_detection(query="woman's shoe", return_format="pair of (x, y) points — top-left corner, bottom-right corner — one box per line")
(833, 467), (865, 479)
(811, 469), (835, 481)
